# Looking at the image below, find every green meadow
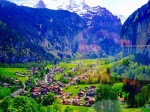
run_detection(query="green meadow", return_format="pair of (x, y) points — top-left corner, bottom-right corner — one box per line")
(0, 68), (28, 82)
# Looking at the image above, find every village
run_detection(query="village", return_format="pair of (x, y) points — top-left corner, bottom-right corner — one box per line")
(1, 64), (97, 107)
(1, 59), (150, 112)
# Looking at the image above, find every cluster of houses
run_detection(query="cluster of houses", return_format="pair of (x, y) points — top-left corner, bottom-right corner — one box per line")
(4, 65), (98, 106)
(1, 77), (21, 88)
(1, 63), (129, 108)
(62, 85), (96, 106)
(30, 82), (64, 98)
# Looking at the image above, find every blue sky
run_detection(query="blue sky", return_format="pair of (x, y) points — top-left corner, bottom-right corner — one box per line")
(8, 0), (149, 17)
(90, 0), (149, 17)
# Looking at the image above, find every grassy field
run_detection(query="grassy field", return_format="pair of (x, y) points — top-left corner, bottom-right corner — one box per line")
(54, 105), (145, 112)
(61, 105), (94, 112)
(50, 105), (94, 112)
(0, 68), (28, 82)
(64, 84), (100, 97)
(58, 62), (77, 69)
(123, 108), (143, 112)
(44, 64), (54, 69)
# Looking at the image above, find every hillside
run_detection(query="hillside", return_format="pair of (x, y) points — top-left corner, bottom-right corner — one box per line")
(58, 1), (122, 56)
(0, 0), (122, 63)
(0, 1), (86, 63)
(120, 1), (150, 64)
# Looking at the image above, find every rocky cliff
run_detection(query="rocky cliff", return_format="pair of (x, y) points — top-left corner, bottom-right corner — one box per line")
(120, 1), (150, 64)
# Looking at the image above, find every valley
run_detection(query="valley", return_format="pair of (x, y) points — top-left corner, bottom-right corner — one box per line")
(0, 0), (150, 112)
(0, 57), (150, 112)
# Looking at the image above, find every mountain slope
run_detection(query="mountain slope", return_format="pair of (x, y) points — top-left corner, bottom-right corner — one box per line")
(120, 1), (150, 64)
(0, 1), (86, 63)
(0, 0), (123, 64)
(58, 1), (122, 56)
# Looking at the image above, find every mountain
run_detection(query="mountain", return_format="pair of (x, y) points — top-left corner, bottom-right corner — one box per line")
(0, 0), (123, 64)
(34, 0), (46, 8)
(120, 1), (150, 64)
(0, 0), (86, 63)
(58, 1), (122, 56)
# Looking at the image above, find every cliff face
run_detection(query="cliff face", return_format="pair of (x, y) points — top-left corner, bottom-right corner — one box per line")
(80, 6), (122, 56)
(121, 1), (150, 59)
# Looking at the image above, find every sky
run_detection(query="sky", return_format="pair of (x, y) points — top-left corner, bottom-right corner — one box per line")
(8, 0), (149, 17)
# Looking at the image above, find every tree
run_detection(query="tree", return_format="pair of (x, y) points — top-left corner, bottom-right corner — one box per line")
(52, 100), (62, 112)
(0, 97), (12, 112)
(13, 96), (38, 112)
(0, 96), (39, 112)
(122, 79), (140, 107)
(0, 87), (11, 99)
(96, 85), (118, 101)
(122, 59), (130, 67)
(42, 92), (55, 106)
(94, 85), (122, 112)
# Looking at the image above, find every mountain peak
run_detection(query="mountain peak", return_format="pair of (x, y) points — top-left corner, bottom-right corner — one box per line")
(57, 0), (90, 15)
(34, 0), (46, 8)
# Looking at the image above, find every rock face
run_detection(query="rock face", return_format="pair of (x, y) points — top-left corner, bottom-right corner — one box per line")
(81, 6), (122, 56)
(121, 1), (150, 60)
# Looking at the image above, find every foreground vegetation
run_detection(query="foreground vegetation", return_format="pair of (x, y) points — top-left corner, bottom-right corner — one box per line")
(0, 55), (150, 112)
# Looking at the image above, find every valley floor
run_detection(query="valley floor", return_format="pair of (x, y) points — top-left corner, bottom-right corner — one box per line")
(0, 57), (150, 112)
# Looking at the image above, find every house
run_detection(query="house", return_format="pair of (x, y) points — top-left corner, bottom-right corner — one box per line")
(21, 91), (28, 96)
(10, 88), (24, 98)
(73, 96), (80, 99)
(85, 86), (89, 90)
(31, 92), (40, 98)
(84, 96), (90, 103)
(2, 83), (11, 87)
(87, 89), (95, 96)
(119, 96), (124, 104)
(41, 88), (48, 95)
(14, 80), (20, 83)
(30, 87), (40, 92)
(57, 82), (64, 87)
(51, 86), (60, 93)
(58, 91), (64, 96)
(78, 91), (85, 97)
(72, 99), (81, 106)
(41, 83), (48, 88)
(89, 98), (95, 105)
(66, 77), (72, 81)
(90, 85), (96, 89)
(62, 99), (70, 105)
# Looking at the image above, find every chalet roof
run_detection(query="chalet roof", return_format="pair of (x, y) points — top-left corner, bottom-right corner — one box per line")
(3, 83), (10, 86)
(90, 85), (96, 89)
(10, 88), (24, 97)
(88, 88), (96, 91)
(30, 87), (40, 92)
